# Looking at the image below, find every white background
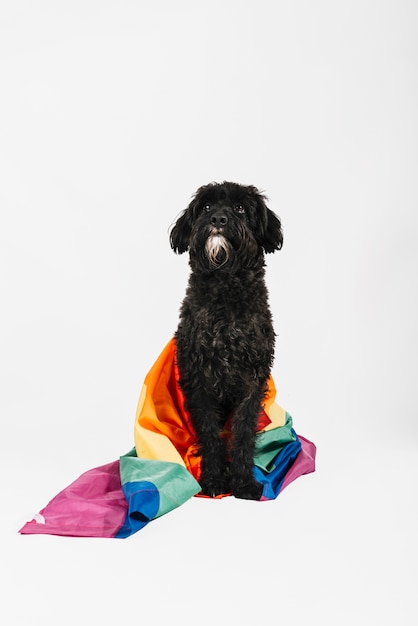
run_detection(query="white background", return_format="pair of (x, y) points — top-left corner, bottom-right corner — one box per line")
(1, 1), (417, 624)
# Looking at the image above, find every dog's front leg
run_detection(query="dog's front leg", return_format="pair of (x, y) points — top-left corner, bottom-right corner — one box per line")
(187, 399), (230, 497)
(230, 392), (264, 501)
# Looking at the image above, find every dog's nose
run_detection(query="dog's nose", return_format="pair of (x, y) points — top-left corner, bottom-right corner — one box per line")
(210, 213), (228, 228)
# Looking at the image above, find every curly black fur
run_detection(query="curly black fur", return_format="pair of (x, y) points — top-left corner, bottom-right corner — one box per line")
(170, 181), (283, 500)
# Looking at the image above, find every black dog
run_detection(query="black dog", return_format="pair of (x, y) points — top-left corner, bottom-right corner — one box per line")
(170, 181), (283, 500)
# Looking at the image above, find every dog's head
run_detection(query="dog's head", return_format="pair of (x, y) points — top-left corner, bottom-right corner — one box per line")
(170, 181), (283, 272)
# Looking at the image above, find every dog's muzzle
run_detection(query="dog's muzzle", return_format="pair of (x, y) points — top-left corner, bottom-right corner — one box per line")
(205, 231), (230, 267)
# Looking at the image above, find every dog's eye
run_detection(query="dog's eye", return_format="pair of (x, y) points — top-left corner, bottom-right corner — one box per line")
(203, 204), (211, 212)
(234, 204), (245, 213)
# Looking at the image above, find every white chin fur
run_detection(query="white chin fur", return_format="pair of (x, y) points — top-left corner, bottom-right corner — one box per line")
(205, 234), (230, 266)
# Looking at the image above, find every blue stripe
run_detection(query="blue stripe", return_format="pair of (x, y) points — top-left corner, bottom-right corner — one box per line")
(115, 480), (160, 538)
(254, 433), (302, 500)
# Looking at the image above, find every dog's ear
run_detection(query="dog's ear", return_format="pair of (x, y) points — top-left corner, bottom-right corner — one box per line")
(170, 208), (193, 254)
(170, 184), (214, 253)
(170, 192), (206, 255)
(262, 207), (283, 253)
(250, 187), (283, 253)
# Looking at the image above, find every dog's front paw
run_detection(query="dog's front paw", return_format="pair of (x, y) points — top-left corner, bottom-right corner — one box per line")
(231, 477), (264, 501)
(200, 475), (230, 498)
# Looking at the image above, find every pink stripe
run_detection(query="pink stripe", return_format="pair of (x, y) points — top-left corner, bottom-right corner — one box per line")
(19, 461), (128, 538)
(280, 435), (317, 493)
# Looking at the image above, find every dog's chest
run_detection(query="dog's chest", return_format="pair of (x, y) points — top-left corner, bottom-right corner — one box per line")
(179, 300), (273, 377)
(176, 272), (275, 399)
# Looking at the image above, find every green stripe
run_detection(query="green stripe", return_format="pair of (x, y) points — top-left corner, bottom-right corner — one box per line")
(254, 413), (296, 472)
(119, 451), (201, 518)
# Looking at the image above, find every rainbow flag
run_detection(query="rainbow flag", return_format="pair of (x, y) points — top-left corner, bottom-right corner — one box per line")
(19, 339), (316, 538)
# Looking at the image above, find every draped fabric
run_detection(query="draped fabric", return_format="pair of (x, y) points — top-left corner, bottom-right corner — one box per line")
(20, 340), (316, 539)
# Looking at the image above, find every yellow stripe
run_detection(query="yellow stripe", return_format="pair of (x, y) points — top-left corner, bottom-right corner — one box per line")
(263, 401), (287, 430)
(135, 424), (186, 466)
(134, 383), (186, 466)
